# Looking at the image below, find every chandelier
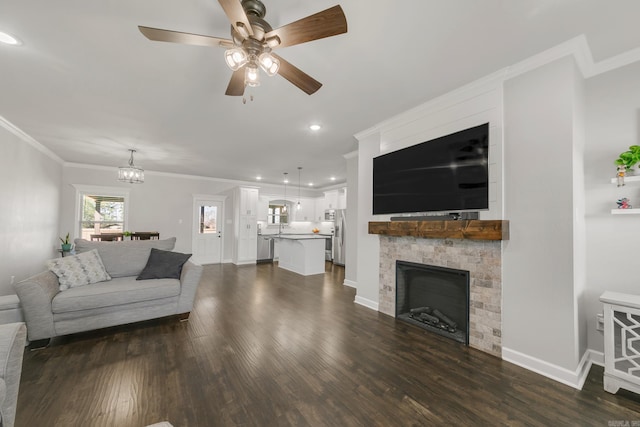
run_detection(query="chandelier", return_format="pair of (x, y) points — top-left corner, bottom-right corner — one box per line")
(118, 149), (144, 184)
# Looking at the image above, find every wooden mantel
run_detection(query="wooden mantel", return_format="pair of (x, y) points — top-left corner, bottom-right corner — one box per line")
(368, 220), (509, 241)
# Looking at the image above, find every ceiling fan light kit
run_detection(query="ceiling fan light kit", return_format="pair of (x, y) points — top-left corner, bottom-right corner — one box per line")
(138, 0), (347, 96)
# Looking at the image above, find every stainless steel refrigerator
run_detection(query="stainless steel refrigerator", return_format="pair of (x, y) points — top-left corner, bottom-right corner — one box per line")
(333, 209), (346, 266)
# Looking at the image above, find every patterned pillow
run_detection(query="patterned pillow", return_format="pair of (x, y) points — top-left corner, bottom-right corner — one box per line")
(46, 249), (112, 291)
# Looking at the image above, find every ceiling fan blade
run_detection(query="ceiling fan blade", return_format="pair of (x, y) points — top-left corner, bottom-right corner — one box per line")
(265, 5), (347, 49)
(273, 53), (322, 95)
(138, 26), (234, 48)
(218, 0), (254, 38)
(225, 68), (246, 96)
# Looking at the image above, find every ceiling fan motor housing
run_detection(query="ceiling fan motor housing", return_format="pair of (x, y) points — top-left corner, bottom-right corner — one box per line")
(232, 0), (272, 45)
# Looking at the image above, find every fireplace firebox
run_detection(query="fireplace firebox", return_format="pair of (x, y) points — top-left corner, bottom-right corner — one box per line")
(396, 261), (470, 344)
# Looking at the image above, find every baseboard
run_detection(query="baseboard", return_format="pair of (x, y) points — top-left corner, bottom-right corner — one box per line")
(589, 349), (604, 367)
(343, 279), (357, 288)
(354, 295), (379, 311)
(502, 347), (597, 390)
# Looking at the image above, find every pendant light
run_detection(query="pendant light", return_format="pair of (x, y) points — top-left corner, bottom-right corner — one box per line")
(296, 167), (302, 210)
(118, 149), (144, 184)
(282, 172), (288, 213)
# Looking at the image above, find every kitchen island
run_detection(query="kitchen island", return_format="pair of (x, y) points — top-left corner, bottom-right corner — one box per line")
(274, 234), (331, 276)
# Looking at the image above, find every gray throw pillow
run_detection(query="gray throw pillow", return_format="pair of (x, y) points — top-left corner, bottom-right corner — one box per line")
(46, 249), (111, 291)
(137, 248), (191, 280)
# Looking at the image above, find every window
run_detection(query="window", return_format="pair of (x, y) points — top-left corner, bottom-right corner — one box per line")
(199, 205), (218, 234)
(268, 204), (289, 225)
(73, 185), (130, 240)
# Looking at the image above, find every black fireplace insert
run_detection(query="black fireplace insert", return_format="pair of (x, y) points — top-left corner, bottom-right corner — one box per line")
(396, 260), (470, 345)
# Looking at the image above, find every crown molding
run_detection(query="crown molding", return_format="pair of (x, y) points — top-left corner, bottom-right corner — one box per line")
(0, 115), (63, 163)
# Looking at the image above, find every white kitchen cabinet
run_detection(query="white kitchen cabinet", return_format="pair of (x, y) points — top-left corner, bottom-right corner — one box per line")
(324, 190), (338, 210)
(257, 195), (270, 221)
(293, 197), (315, 222)
(233, 187), (258, 264)
(323, 188), (347, 210)
(337, 188), (347, 209)
(314, 197), (325, 221)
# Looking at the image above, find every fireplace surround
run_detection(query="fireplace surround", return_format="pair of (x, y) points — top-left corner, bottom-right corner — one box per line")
(376, 233), (502, 356)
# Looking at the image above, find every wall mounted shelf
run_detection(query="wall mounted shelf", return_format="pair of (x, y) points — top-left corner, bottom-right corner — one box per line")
(611, 209), (640, 215)
(611, 175), (640, 184)
(368, 220), (509, 241)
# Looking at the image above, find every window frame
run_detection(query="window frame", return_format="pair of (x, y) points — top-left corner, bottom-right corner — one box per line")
(72, 185), (130, 240)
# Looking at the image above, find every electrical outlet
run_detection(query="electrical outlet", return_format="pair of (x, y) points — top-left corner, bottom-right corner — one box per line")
(596, 313), (604, 331)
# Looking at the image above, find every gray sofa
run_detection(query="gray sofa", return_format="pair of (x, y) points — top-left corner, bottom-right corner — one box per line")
(0, 322), (26, 427)
(14, 238), (202, 344)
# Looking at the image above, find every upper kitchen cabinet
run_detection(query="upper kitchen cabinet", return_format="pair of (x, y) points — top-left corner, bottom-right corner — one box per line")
(323, 188), (347, 210)
(257, 195), (270, 221)
(292, 197), (315, 222)
(239, 187), (259, 216)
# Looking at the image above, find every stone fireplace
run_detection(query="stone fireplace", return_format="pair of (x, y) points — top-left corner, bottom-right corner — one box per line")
(372, 221), (504, 357)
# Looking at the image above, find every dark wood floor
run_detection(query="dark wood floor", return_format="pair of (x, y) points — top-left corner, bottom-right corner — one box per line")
(16, 262), (640, 426)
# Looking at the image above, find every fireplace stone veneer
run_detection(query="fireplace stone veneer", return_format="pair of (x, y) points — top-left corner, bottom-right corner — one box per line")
(378, 235), (502, 356)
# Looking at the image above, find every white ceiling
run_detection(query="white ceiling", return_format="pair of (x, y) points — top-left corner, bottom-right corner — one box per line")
(2, 0), (640, 187)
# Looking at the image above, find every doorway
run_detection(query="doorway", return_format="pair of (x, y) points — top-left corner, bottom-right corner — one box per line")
(192, 196), (225, 265)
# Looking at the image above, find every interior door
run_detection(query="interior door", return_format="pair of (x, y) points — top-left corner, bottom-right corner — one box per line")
(193, 198), (223, 265)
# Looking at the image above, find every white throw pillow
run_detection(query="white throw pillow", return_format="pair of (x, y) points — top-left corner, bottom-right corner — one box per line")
(46, 249), (111, 291)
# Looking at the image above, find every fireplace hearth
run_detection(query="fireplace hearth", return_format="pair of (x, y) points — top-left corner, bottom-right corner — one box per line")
(396, 261), (470, 345)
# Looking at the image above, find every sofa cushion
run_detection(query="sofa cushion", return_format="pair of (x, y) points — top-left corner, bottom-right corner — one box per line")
(52, 276), (180, 313)
(74, 237), (176, 278)
(46, 249), (111, 291)
(137, 249), (192, 280)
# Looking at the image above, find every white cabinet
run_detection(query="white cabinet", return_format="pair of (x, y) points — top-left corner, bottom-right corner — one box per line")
(233, 187), (258, 264)
(292, 197), (315, 222)
(257, 195), (270, 221)
(324, 190), (339, 210)
(323, 188), (347, 210)
(314, 197), (325, 221)
(600, 291), (640, 395)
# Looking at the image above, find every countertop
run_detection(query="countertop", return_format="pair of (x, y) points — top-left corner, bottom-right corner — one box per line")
(260, 234), (331, 240)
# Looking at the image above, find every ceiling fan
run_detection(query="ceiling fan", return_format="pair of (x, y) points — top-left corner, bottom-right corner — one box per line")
(138, 0), (347, 96)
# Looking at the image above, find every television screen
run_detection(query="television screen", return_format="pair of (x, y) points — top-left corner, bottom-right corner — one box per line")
(373, 123), (489, 215)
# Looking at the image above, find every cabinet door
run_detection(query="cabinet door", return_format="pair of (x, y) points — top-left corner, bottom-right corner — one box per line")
(241, 188), (259, 216)
(293, 197), (315, 221)
(257, 195), (269, 221)
(324, 190), (338, 210)
(238, 214), (257, 261)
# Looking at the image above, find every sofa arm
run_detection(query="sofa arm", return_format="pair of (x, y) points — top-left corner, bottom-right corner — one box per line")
(0, 323), (27, 427)
(13, 271), (59, 341)
(177, 260), (203, 314)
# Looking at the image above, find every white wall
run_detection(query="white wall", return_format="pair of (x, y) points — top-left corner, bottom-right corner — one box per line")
(0, 124), (62, 294)
(584, 61), (640, 353)
(61, 166), (242, 256)
(502, 57), (584, 372)
(344, 151), (358, 286)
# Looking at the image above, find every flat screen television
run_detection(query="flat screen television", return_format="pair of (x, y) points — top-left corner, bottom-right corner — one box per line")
(373, 123), (489, 215)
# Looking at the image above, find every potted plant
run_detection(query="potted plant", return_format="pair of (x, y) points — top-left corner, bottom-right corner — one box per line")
(59, 233), (72, 252)
(123, 231), (132, 240)
(615, 145), (640, 173)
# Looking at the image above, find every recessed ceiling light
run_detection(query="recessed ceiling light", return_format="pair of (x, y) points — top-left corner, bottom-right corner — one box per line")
(309, 124), (321, 131)
(308, 182), (314, 187)
(256, 176), (262, 180)
(330, 176), (336, 181)
(0, 31), (21, 46)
